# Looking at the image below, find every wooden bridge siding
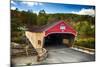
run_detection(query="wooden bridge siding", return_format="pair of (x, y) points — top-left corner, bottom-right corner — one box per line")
(25, 31), (45, 49)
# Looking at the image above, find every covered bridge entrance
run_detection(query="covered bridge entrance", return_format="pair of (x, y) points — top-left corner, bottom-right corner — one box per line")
(44, 33), (75, 49)
(25, 20), (77, 61)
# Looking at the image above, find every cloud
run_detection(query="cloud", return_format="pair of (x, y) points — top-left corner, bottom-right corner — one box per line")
(18, 8), (25, 11)
(11, 6), (27, 11)
(21, 1), (43, 6)
(11, 6), (16, 10)
(72, 8), (95, 16)
(11, 1), (16, 5)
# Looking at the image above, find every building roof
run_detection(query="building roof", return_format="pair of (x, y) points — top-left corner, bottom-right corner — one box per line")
(27, 20), (64, 32)
(26, 20), (77, 36)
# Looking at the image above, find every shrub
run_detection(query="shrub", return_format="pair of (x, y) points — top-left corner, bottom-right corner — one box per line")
(11, 31), (27, 44)
(74, 38), (95, 49)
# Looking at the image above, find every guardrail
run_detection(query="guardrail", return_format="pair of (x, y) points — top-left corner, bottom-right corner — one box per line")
(36, 48), (48, 62)
(72, 45), (95, 54)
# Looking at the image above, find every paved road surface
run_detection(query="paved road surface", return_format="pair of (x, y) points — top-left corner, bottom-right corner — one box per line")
(43, 48), (95, 64)
(12, 44), (95, 66)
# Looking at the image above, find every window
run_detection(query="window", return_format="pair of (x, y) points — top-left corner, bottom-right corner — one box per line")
(60, 25), (66, 32)
(38, 40), (41, 45)
(60, 25), (66, 30)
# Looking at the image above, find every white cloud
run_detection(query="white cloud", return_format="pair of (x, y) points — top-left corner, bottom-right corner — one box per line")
(18, 8), (24, 11)
(11, 6), (27, 12)
(22, 1), (43, 6)
(11, 1), (16, 5)
(72, 8), (95, 16)
(11, 6), (16, 10)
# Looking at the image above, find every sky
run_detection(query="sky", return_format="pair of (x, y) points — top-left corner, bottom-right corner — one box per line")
(11, 1), (95, 16)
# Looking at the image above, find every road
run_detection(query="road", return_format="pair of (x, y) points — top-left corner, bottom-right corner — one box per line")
(12, 44), (95, 65)
(42, 47), (95, 64)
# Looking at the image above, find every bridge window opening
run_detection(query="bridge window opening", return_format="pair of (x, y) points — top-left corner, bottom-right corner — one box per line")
(38, 40), (41, 45)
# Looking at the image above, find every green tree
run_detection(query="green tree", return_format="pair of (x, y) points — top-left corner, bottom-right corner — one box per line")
(21, 10), (37, 26)
(75, 21), (95, 37)
(37, 10), (48, 26)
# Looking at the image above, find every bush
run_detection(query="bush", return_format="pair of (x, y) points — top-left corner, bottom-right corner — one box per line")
(74, 38), (95, 49)
(11, 31), (27, 44)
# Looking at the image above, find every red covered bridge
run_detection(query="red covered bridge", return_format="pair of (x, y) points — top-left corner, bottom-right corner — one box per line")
(44, 21), (77, 37)
(25, 20), (77, 56)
